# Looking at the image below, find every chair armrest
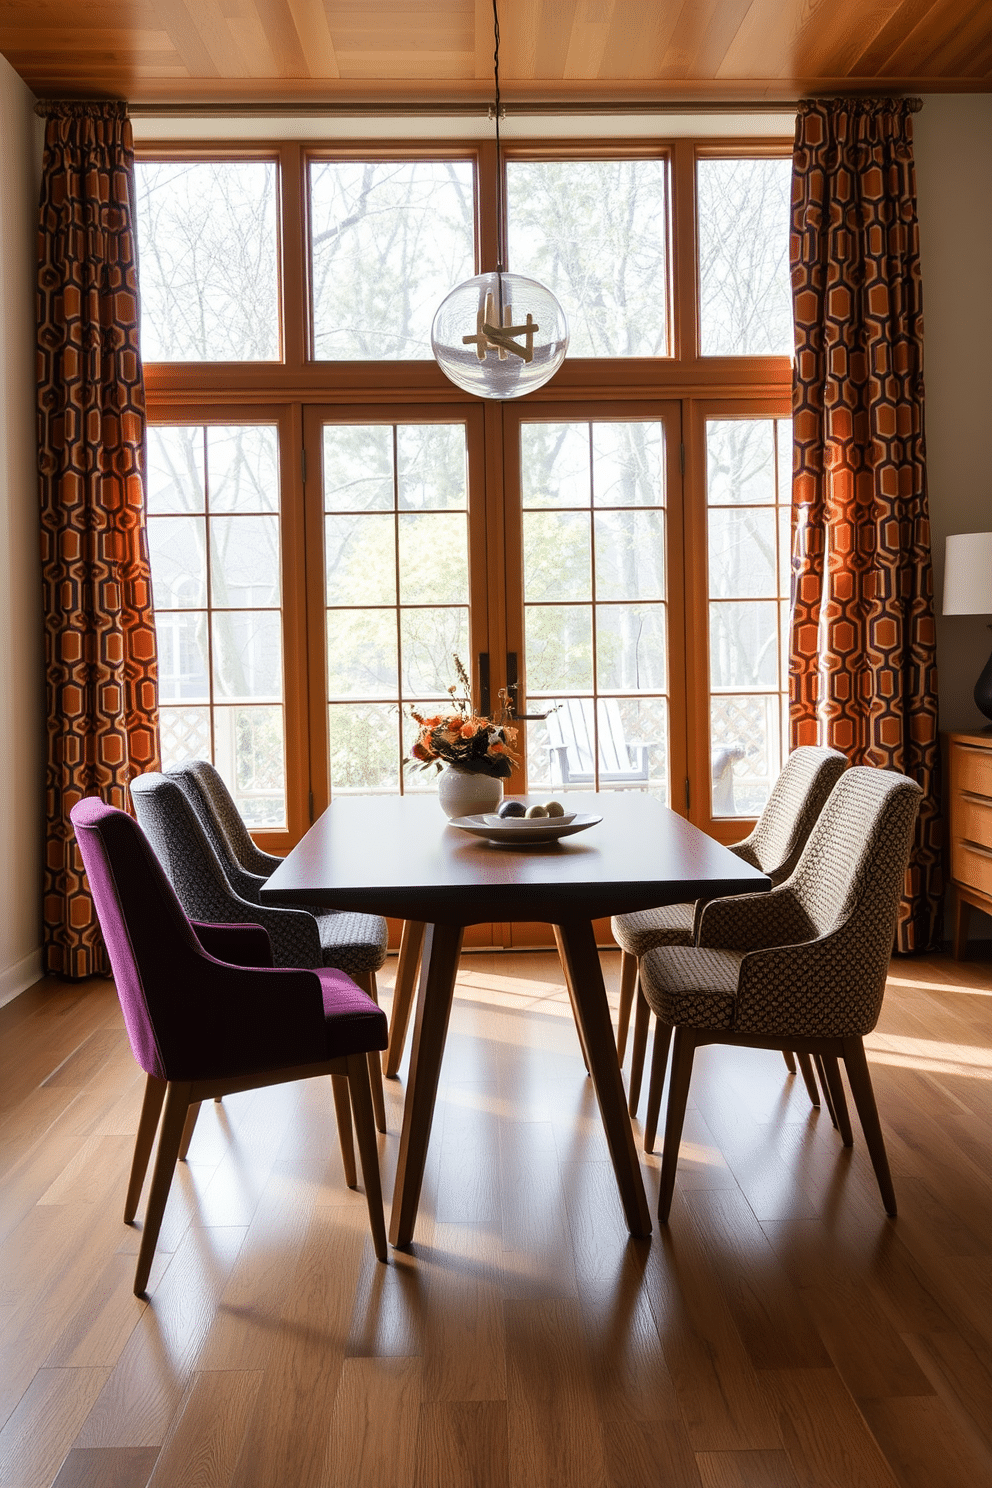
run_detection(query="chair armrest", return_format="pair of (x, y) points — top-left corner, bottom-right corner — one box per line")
(696, 885), (814, 952)
(548, 744), (572, 784)
(172, 961), (329, 1080)
(734, 921), (889, 1038)
(192, 921), (273, 968)
(627, 744), (651, 777)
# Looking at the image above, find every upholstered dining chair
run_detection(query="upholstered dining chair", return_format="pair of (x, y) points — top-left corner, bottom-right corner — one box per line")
(167, 759), (425, 1083)
(130, 771), (389, 1132)
(637, 766), (922, 1222)
(614, 744), (848, 1113)
(70, 796), (388, 1295)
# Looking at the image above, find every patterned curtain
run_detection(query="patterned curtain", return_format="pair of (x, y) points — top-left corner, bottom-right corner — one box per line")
(38, 102), (160, 979)
(790, 97), (941, 953)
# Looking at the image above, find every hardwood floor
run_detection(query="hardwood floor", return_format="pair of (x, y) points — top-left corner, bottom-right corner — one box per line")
(2, 944), (992, 1487)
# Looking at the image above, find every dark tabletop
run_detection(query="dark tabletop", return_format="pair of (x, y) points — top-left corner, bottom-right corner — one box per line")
(261, 793), (770, 926)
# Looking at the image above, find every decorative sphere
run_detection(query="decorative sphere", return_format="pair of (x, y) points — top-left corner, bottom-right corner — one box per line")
(498, 799), (526, 818)
(525, 804), (549, 818)
(545, 800), (565, 817)
(432, 271), (569, 400)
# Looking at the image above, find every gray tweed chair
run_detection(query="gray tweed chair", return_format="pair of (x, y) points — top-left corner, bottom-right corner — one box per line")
(169, 759), (426, 1082)
(168, 758), (284, 880)
(615, 744), (848, 1112)
(638, 766), (922, 1222)
(130, 771), (389, 1132)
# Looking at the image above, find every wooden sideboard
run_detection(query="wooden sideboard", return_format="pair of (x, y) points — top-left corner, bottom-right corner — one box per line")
(947, 730), (992, 957)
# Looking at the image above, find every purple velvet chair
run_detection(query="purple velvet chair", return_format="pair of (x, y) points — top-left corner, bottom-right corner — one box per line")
(70, 796), (388, 1296)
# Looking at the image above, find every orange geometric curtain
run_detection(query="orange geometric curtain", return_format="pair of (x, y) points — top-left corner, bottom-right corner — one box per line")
(38, 102), (160, 978)
(790, 97), (941, 953)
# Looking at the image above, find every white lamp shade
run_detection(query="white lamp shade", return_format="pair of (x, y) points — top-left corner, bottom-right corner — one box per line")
(943, 532), (992, 616)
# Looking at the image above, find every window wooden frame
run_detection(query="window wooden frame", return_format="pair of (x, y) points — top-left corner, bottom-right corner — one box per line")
(145, 402), (309, 854)
(139, 137), (794, 861)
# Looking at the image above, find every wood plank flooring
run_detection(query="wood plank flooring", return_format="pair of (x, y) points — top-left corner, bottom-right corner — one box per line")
(2, 945), (992, 1487)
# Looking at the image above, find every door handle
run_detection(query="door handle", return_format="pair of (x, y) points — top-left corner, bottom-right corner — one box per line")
(478, 652), (491, 718)
(505, 652), (552, 720)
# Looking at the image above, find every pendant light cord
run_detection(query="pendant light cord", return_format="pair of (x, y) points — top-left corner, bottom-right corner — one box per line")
(493, 0), (504, 274)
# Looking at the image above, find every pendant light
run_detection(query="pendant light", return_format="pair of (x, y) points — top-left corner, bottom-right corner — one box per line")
(431, 0), (569, 399)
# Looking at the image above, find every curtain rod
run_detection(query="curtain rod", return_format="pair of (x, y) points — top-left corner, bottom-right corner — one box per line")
(123, 99), (802, 119)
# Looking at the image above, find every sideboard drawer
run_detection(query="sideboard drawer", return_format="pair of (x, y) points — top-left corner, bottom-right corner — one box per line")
(951, 744), (992, 801)
(951, 838), (992, 898)
(956, 794), (992, 850)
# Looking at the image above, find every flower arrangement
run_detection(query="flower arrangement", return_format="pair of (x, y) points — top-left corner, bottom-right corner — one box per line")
(407, 656), (519, 780)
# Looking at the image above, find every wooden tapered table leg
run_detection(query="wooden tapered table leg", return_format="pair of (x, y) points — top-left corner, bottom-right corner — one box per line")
(555, 918), (652, 1239)
(552, 924), (591, 1073)
(389, 921), (465, 1248)
(385, 919), (426, 1078)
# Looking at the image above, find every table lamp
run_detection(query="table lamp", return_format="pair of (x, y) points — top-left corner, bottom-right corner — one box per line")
(943, 531), (992, 724)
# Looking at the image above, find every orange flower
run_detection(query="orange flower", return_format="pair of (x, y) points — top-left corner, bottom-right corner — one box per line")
(459, 721), (479, 739)
(447, 714), (462, 730)
(411, 740), (434, 761)
(489, 741), (507, 754)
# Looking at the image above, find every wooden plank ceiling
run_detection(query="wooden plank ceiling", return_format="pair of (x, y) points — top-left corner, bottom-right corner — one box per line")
(1, 0), (989, 106)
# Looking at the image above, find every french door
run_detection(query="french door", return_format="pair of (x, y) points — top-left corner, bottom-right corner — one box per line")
(501, 402), (687, 812)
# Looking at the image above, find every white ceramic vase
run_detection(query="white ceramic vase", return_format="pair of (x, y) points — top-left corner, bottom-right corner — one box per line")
(437, 765), (503, 819)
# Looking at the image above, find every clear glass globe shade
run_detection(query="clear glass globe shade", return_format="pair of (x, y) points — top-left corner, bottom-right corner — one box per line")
(431, 271), (569, 399)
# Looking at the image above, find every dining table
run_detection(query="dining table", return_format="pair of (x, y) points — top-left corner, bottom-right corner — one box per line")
(260, 791), (770, 1246)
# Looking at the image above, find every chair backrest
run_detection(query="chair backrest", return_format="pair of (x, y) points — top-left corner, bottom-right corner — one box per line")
(732, 744), (848, 883)
(167, 761), (267, 903)
(790, 766), (921, 945)
(130, 773), (322, 968)
(171, 759), (282, 878)
(71, 797), (326, 1081)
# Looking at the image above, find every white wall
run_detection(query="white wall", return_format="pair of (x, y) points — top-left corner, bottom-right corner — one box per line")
(916, 95), (992, 731)
(915, 94), (992, 938)
(0, 54), (43, 1006)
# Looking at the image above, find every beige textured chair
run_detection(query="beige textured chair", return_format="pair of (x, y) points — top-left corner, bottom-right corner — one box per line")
(638, 766), (922, 1222)
(613, 744), (848, 1111)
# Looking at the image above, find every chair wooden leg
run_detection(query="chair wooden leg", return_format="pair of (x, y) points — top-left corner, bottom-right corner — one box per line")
(796, 1052), (821, 1110)
(178, 1101), (201, 1161)
(842, 1037), (897, 1216)
(782, 1049), (797, 1074)
(644, 1021), (673, 1154)
(133, 1081), (191, 1297)
(627, 988), (651, 1116)
(658, 1027), (697, 1224)
(616, 951), (638, 1064)
(354, 970), (387, 1134)
(820, 1055), (853, 1146)
(331, 1073), (357, 1188)
(813, 1053), (839, 1129)
(125, 1074), (167, 1224)
(346, 1053), (388, 1262)
(385, 920), (425, 1078)
(553, 925), (590, 1074)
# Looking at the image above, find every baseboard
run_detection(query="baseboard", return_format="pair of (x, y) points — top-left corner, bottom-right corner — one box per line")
(0, 947), (44, 1009)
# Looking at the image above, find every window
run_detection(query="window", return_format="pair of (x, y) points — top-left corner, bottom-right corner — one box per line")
(319, 418), (477, 792)
(506, 159), (671, 357)
(139, 140), (793, 855)
(705, 416), (792, 816)
(308, 159), (476, 359)
(135, 161), (280, 362)
(517, 416), (673, 801)
(697, 156), (793, 357)
(146, 422), (288, 828)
